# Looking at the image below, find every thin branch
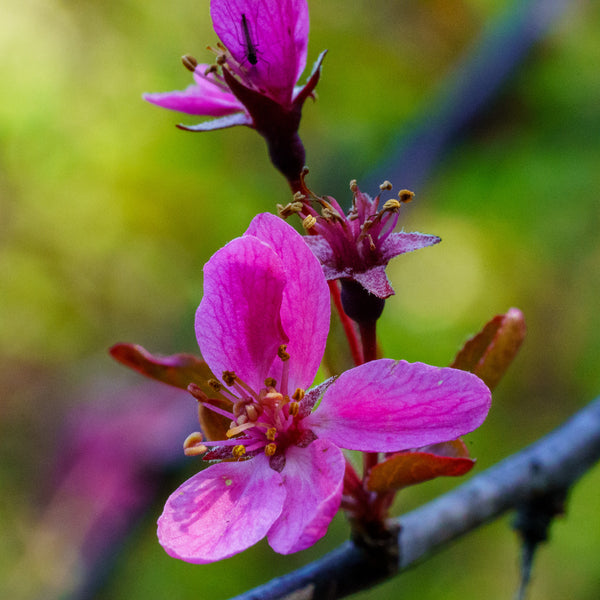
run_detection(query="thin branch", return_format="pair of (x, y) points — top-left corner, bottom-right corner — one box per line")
(228, 395), (600, 600)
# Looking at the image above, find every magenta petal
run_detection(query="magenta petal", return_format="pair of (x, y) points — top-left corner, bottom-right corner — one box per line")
(210, 0), (309, 104)
(158, 456), (285, 563)
(267, 439), (344, 554)
(381, 232), (441, 262)
(353, 266), (394, 299)
(196, 235), (288, 391)
(144, 68), (244, 117)
(178, 112), (252, 132)
(244, 213), (330, 391)
(306, 359), (491, 452)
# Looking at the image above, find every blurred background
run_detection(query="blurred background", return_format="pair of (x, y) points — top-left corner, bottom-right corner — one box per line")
(1, 0), (599, 598)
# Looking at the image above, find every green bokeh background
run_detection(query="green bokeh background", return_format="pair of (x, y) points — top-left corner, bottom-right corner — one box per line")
(1, 0), (599, 598)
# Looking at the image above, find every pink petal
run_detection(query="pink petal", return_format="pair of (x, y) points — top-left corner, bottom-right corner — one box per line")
(267, 439), (345, 554)
(196, 236), (288, 391)
(210, 0), (309, 104)
(381, 232), (441, 262)
(178, 112), (252, 132)
(353, 266), (394, 299)
(144, 67), (244, 116)
(244, 213), (330, 391)
(305, 359), (491, 452)
(158, 456), (285, 563)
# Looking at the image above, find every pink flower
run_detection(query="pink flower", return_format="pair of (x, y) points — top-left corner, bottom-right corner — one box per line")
(157, 213), (491, 563)
(144, 0), (325, 185)
(301, 181), (441, 299)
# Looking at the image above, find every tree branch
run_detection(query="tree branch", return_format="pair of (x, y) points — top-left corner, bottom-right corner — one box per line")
(228, 395), (600, 600)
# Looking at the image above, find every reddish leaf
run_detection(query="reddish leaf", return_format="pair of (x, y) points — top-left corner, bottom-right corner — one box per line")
(110, 343), (233, 441)
(451, 307), (526, 390)
(110, 343), (217, 391)
(366, 445), (475, 493)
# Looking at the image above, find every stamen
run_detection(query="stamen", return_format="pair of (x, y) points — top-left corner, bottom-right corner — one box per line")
(182, 54), (198, 72)
(246, 404), (260, 421)
(187, 383), (208, 402)
(222, 370), (237, 386)
(183, 432), (208, 456)
(277, 201), (304, 218)
(226, 421), (256, 438)
(278, 345), (290, 361)
(266, 427), (277, 441)
(265, 443), (277, 457)
(349, 179), (358, 193)
(265, 377), (277, 387)
(292, 388), (305, 401)
(379, 180), (393, 191)
(288, 401), (299, 417)
(208, 378), (222, 392)
(303, 215), (317, 230)
(398, 189), (415, 203)
(232, 444), (246, 458)
(261, 390), (284, 408)
(278, 345), (290, 397)
(382, 198), (401, 212)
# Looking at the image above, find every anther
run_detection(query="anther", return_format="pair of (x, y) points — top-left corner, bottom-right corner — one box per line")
(293, 191), (306, 202)
(265, 443), (277, 457)
(222, 370), (237, 386)
(182, 54), (198, 72)
(187, 383), (209, 402)
(382, 199), (401, 212)
(288, 401), (299, 417)
(303, 215), (317, 230)
(246, 404), (259, 421)
(232, 444), (247, 458)
(183, 432), (208, 456)
(349, 179), (358, 192)
(322, 206), (343, 222)
(216, 54), (227, 66)
(292, 388), (305, 401)
(266, 427), (277, 441)
(207, 378), (222, 392)
(277, 202), (304, 218)
(265, 377), (277, 388)
(379, 180), (393, 191)
(278, 345), (290, 361)
(398, 189), (415, 203)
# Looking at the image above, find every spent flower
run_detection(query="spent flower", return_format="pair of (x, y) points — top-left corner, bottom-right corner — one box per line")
(157, 213), (491, 563)
(293, 180), (441, 302)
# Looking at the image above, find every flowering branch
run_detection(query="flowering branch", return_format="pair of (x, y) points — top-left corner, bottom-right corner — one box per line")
(227, 394), (600, 600)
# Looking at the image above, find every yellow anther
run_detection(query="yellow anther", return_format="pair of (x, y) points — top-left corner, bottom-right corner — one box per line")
(182, 54), (198, 72)
(349, 179), (358, 192)
(302, 215), (317, 230)
(232, 445), (246, 458)
(216, 54), (227, 66)
(266, 427), (277, 441)
(379, 180), (393, 191)
(288, 401), (299, 417)
(222, 371), (237, 386)
(278, 345), (290, 361)
(322, 206), (343, 222)
(398, 189), (415, 203)
(207, 378), (222, 392)
(265, 443), (277, 457)
(293, 191), (306, 202)
(382, 198), (401, 212)
(277, 201), (304, 218)
(183, 432), (207, 456)
(292, 388), (305, 401)
(264, 377), (277, 388)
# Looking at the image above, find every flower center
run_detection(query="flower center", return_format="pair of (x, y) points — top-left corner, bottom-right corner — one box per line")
(189, 345), (308, 464)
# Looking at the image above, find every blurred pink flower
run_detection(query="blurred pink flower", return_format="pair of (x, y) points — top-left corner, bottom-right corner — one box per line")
(144, 0), (325, 184)
(303, 182), (441, 299)
(157, 213), (491, 563)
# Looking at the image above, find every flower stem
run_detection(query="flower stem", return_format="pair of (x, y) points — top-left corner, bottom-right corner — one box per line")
(328, 280), (363, 366)
(358, 320), (378, 363)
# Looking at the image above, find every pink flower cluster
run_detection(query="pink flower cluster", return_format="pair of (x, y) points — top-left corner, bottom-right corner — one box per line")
(157, 214), (491, 562)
